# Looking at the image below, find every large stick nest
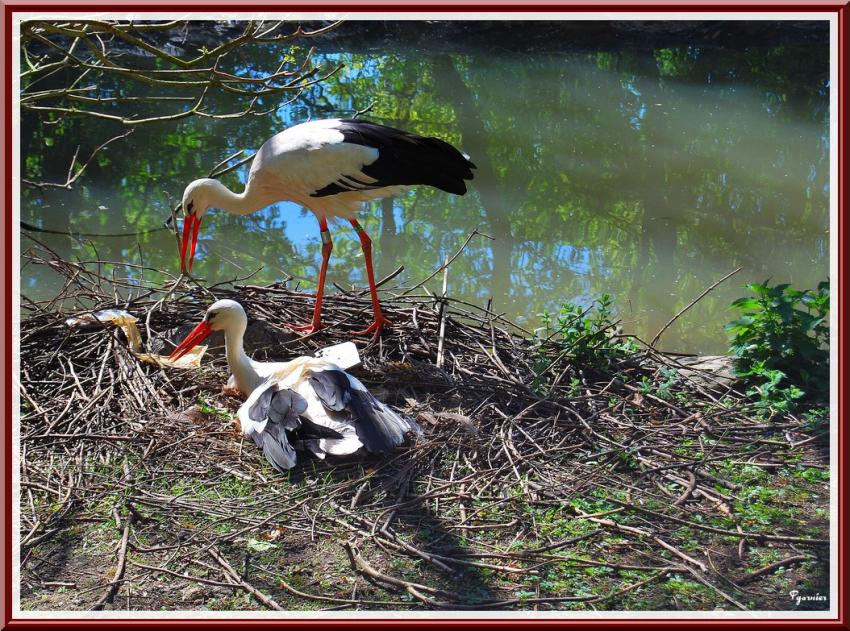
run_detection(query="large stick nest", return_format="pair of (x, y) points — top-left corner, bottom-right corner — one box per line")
(18, 248), (830, 612)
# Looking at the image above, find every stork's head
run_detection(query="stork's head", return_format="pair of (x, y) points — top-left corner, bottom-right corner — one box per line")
(169, 299), (247, 362)
(181, 179), (218, 219)
(179, 178), (220, 274)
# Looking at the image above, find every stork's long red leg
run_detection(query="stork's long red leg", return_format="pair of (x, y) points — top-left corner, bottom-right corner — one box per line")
(289, 218), (332, 334)
(350, 219), (392, 336)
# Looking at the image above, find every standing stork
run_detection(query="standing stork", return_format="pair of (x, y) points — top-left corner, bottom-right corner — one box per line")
(179, 119), (476, 335)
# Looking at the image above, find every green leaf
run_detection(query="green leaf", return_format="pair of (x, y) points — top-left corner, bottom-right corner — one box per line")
(730, 297), (760, 311)
(725, 316), (755, 329)
(746, 282), (770, 296)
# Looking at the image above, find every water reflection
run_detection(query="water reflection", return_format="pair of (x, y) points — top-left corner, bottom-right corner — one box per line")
(20, 25), (829, 354)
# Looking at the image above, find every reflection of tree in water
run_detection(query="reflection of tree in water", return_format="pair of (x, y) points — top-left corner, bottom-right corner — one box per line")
(20, 21), (829, 352)
(431, 45), (825, 350)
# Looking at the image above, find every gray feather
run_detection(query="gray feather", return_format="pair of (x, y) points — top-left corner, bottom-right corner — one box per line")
(246, 383), (309, 471)
(259, 423), (297, 472)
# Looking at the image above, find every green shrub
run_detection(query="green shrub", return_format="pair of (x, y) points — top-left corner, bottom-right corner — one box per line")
(533, 294), (637, 384)
(725, 280), (829, 414)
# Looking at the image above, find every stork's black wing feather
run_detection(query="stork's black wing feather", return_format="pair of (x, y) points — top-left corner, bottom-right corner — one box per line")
(249, 384), (306, 430)
(246, 383), (310, 472)
(271, 403), (344, 464)
(346, 389), (408, 454)
(309, 369), (417, 454)
(308, 370), (351, 412)
(260, 422), (297, 472)
(311, 119), (475, 198)
(297, 416), (345, 440)
(247, 386), (275, 422)
(269, 388), (308, 425)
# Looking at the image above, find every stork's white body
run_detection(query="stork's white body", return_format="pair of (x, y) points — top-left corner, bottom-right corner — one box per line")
(245, 119), (410, 218)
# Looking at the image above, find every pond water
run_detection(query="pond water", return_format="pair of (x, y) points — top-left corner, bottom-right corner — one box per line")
(19, 21), (831, 354)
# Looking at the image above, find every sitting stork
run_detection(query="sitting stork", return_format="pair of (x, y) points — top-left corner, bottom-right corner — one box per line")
(168, 299), (420, 472)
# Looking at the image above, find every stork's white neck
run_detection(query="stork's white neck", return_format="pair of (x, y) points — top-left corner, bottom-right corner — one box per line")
(203, 179), (272, 216)
(222, 321), (263, 395)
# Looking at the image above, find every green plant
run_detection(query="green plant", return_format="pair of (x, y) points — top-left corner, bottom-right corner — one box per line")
(534, 295), (638, 383)
(802, 407), (829, 432)
(656, 368), (680, 400)
(636, 368), (679, 401)
(726, 280), (829, 414)
(197, 394), (233, 419)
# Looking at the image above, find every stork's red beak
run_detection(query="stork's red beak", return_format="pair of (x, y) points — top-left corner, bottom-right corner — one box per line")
(169, 320), (213, 361)
(179, 214), (202, 274)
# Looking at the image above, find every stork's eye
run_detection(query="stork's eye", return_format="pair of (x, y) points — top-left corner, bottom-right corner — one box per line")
(187, 200), (195, 214)
(206, 311), (217, 322)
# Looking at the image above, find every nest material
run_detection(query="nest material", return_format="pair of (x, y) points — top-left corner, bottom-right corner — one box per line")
(18, 254), (829, 612)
